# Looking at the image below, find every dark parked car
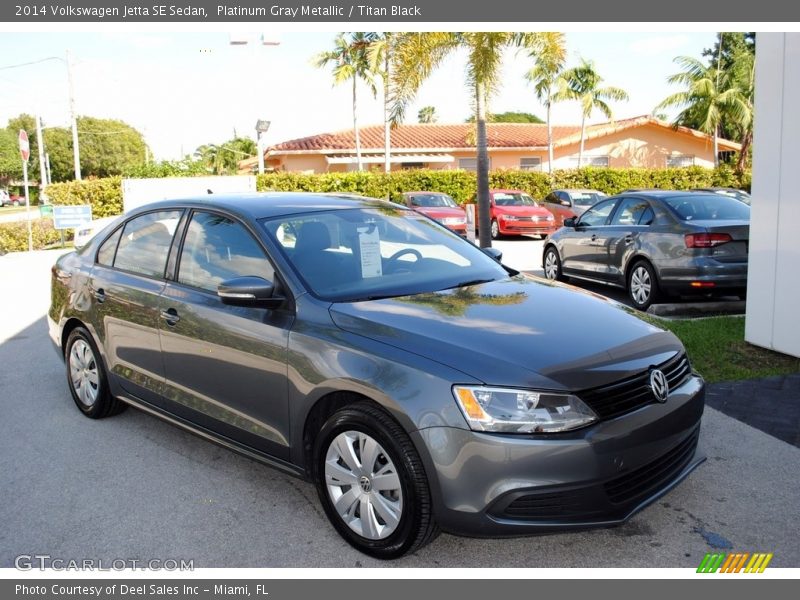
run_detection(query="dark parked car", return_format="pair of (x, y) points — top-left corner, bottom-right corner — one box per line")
(401, 191), (467, 235)
(542, 189), (607, 226)
(543, 191), (750, 309)
(49, 193), (705, 558)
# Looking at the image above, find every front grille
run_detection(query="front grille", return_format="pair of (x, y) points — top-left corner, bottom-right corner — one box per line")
(604, 427), (699, 504)
(503, 490), (592, 519)
(578, 353), (691, 420)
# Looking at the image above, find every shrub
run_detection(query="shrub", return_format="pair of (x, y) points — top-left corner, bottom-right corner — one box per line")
(45, 177), (123, 217)
(0, 219), (73, 253)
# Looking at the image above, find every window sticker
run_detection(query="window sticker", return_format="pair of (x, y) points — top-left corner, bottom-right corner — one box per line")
(358, 226), (383, 278)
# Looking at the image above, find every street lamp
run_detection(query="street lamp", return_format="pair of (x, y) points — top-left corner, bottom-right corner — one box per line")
(229, 34), (280, 175)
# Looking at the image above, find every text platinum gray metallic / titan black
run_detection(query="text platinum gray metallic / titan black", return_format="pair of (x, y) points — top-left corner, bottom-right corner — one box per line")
(48, 192), (706, 558)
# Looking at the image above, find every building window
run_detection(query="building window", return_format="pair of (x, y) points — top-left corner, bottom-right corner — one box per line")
(568, 156), (610, 168)
(667, 155), (695, 168)
(401, 162), (424, 170)
(458, 158), (491, 171)
(519, 157), (542, 171)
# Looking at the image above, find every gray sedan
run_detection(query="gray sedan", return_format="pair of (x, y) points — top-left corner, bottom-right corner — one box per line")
(49, 193), (705, 558)
(542, 191), (750, 309)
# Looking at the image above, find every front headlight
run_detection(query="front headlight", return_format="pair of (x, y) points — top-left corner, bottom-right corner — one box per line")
(452, 386), (598, 433)
(501, 214), (518, 221)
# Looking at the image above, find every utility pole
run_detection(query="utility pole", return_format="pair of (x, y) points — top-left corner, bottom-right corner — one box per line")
(66, 49), (81, 180)
(35, 115), (48, 192)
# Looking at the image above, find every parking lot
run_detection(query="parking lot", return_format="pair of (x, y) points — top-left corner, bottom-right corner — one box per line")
(1, 246), (798, 568)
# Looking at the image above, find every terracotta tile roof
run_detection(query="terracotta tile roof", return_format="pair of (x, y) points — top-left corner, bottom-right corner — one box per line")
(268, 123), (583, 153)
(266, 116), (741, 155)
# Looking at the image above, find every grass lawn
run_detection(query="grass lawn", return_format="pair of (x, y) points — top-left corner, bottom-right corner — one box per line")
(651, 315), (800, 383)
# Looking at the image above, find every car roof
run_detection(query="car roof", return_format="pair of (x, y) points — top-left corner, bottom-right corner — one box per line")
(617, 190), (727, 200)
(403, 191), (450, 196)
(128, 192), (401, 220)
(489, 189), (528, 194)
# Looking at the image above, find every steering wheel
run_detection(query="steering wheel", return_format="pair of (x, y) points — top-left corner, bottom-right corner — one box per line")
(386, 248), (423, 272)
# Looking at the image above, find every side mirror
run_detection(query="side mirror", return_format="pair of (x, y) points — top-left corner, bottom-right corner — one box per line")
(482, 247), (503, 262)
(564, 217), (577, 228)
(218, 276), (284, 309)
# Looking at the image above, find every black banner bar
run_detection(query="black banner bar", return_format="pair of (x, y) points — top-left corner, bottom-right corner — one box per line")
(3, 0), (800, 22)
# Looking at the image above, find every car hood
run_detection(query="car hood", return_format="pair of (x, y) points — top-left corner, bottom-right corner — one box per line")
(329, 276), (683, 391)
(415, 206), (466, 220)
(494, 205), (551, 217)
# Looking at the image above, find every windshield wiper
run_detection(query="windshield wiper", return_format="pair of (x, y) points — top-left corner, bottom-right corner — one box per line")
(444, 278), (496, 290)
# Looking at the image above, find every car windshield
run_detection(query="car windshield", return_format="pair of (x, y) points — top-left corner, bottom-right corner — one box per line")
(262, 207), (508, 302)
(494, 193), (537, 206)
(664, 194), (751, 221)
(410, 194), (458, 208)
(571, 192), (606, 206)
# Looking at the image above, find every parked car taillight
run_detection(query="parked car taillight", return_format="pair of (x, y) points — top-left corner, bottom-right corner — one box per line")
(684, 232), (733, 248)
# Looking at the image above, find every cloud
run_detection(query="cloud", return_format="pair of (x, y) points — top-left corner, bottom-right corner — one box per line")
(629, 35), (690, 56)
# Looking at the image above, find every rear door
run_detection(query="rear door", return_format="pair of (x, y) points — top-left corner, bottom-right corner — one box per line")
(88, 209), (184, 404)
(158, 210), (294, 459)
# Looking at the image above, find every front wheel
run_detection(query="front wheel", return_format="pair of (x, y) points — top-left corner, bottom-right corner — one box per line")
(543, 247), (565, 282)
(314, 402), (438, 559)
(490, 219), (500, 239)
(627, 260), (660, 310)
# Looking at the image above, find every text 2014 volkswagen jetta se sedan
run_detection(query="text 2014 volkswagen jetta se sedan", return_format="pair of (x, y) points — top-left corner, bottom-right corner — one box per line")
(49, 193), (705, 558)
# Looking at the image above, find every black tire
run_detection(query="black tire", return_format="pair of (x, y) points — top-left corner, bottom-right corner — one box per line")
(627, 259), (660, 310)
(490, 219), (501, 240)
(313, 402), (439, 559)
(65, 327), (126, 419)
(543, 246), (565, 282)
(12, 200), (20, 207)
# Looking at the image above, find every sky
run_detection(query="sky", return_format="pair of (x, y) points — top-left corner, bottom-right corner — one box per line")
(0, 31), (717, 161)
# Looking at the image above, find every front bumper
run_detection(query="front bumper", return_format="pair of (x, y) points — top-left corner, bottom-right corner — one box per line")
(499, 222), (557, 236)
(413, 374), (705, 536)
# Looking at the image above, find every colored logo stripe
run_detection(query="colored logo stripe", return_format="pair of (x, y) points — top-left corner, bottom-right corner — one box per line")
(697, 552), (773, 573)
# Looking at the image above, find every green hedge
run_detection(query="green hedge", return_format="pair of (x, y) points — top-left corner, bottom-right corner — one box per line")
(41, 167), (751, 217)
(0, 219), (73, 253)
(45, 176), (123, 217)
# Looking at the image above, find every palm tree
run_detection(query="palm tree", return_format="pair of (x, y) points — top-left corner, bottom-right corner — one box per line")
(390, 32), (546, 248)
(524, 32), (566, 175)
(555, 59), (629, 168)
(366, 33), (394, 173)
(315, 33), (375, 172)
(418, 106), (438, 124)
(656, 56), (750, 168)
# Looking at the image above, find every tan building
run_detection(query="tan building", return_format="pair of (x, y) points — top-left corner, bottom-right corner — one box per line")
(240, 115), (740, 174)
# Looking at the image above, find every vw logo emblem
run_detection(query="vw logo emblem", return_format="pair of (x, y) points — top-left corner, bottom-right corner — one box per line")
(359, 476), (372, 493)
(649, 369), (669, 403)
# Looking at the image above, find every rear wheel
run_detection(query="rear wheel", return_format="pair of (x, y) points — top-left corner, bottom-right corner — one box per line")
(313, 402), (438, 559)
(490, 219), (501, 239)
(65, 327), (126, 419)
(543, 247), (565, 282)
(627, 260), (660, 310)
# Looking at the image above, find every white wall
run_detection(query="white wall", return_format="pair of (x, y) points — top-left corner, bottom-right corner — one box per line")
(745, 33), (800, 358)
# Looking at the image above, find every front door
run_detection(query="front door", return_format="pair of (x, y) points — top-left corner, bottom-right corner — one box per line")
(158, 211), (294, 459)
(560, 198), (618, 278)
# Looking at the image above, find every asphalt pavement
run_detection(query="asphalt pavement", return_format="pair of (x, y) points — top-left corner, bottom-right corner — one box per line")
(1, 248), (798, 568)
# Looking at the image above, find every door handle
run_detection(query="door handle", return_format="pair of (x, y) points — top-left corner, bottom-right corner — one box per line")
(591, 234), (598, 241)
(624, 235), (634, 244)
(93, 288), (106, 303)
(160, 308), (180, 326)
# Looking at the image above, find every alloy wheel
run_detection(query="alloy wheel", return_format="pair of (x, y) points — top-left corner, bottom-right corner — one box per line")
(324, 430), (403, 540)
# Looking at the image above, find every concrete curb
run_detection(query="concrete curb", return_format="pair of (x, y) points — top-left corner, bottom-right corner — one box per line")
(647, 300), (746, 318)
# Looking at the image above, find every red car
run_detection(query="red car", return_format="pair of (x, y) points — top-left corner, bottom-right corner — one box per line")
(402, 191), (468, 236)
(473, 189), (557, 239)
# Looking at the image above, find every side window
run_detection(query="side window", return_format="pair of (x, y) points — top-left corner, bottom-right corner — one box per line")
(96, 227), (122, 266)
(578, 199), (617, 227)
(178, 212), (274, 293)
(544, 193), (557, 204)
(114, 210), (182, 278)
(611, 198), (651, 226)
(639, 206), (655, 226)
(558, 192), (571, 206)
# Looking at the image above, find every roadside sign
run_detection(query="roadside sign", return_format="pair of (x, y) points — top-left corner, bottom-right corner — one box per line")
(52, 205), (92, 230)
(18, 129), (30, 162)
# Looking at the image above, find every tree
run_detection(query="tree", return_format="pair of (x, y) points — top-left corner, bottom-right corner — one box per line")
(525, 32), (567, 174)
(418, 106), (438, 123)
(555, 59), (629, 167)
(465, 111), (544, 123)
(194, 137), (257, 175)
(315, 33), (376, 172)
(367, 32), (394, 173)
(656, 56), (751, 169)
(4, 114), (41, 183)
(390, 32), (546, 248)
